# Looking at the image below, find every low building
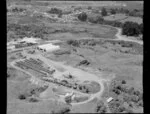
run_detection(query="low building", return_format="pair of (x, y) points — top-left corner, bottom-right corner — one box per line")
(37, 43), (60, 52)
(107, 97), (113, 103)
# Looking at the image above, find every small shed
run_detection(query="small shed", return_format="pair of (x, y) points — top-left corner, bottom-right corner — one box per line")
(107, 97), (113, 103)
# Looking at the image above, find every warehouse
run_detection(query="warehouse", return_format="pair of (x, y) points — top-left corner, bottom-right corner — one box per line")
(37, 43), (60, 52)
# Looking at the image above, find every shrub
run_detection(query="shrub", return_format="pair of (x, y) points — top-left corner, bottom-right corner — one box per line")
(29, 97), (39, 102)
(78, 12), (87, 21)
(110, 8), (116, 15)
(51, 107), (70, 114)
(18, 94), (26, 100)
(127, 87), (135, 95)
(47, 8), (62, 15)
(122, 21), (141, 36)
(96, 101), (107, 113)
(101, 7), (107, 16)
(122, 80), (126, 84)
(67, 40), (80, 47)
(65, 96), (72, 104)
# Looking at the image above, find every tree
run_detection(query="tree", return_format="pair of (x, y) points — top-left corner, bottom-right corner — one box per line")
(101, 7), (107, 16)
(47, 8), (62, 15)
(67, 40), (80, 47)
(78, 12), (87, 21)
(65, 95), (72, 104)
(122, 80), (126, 84)
(96, 101), (107, 113)
(18, 94), (26, 100)
(79, 85), (82, 91)
(110, 8), (116, 15)
(122, 21), (141, 36)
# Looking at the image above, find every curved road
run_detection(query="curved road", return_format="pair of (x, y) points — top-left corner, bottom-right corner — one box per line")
(79, 26), (143, 45)
(10, 53), (106, 105)
(114, 28), (143, 45)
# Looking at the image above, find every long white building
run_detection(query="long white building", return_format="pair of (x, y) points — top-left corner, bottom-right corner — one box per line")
(37, 43), (60, 52)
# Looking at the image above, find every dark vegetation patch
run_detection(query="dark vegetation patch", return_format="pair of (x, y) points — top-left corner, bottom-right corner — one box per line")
(7, 23), (49, 39)
(77, 60), (90, 66)
(51, 107), (71, 114)
(18, 85), (48, 101)
(107, 77), (143, 113)
(66, 39), (143, 55)
(95, 100), (108, 113)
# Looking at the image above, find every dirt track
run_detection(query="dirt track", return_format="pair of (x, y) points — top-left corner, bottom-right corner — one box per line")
(114, 28), (143, 45)
(10, 52), (110, 105)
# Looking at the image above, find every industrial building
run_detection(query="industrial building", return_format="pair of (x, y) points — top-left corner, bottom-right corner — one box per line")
(37, 43), (60, 52)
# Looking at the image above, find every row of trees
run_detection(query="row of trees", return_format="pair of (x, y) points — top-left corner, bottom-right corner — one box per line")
(103, 7), (143, 17)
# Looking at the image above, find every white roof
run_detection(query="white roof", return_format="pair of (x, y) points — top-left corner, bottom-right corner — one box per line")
(107, 97), (113, 103)
(38, 43), (60, 51)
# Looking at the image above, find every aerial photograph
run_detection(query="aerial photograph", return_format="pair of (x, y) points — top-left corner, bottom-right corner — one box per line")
(7, 0), (143, 113)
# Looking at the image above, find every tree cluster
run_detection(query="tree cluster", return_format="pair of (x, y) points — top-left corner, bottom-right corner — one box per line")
(67, 40), (80, 47)
(101, 7), (108, 16)
(11, 7), (26, 12)
(96, 100), (107, 113)
(47, 8), (62, 15)
(122, 21), (143, 36)
(109, 78), (143, 113)
(77, 12), (87, 22)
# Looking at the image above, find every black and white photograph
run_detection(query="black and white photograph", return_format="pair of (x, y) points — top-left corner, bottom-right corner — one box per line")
(7, 0), (143, 113)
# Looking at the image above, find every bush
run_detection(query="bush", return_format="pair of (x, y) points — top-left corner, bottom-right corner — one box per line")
(96, 101), (107, 113)
(65, 96), (72, 104)
(122, 80), (126, 84)
(110, 8), (116, 15)
(78, 12), (87, 21)
(59, 107), (70, 114)
(122, 21), (141, 36)
(101, 7), (107, 16)
(52, 107), (70, 114)
(29, 97), (39, 102)
(47, 8), (62, 15)
(18, 94), (26, 100)
(67, 40), (80, 47)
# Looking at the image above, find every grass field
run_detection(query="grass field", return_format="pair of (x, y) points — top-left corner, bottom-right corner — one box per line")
(104, 14), (142, 24)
